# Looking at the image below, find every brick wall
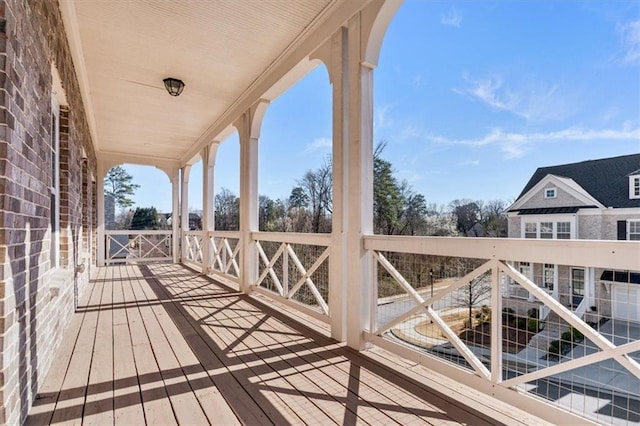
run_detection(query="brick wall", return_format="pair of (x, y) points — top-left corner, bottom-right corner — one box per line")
(0, 0), (97, 423)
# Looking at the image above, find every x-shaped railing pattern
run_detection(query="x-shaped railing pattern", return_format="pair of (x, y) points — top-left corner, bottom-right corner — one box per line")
(106, 232), (172, 263)
(371, 252), (640, 388)
(184, 234), (203, 264)
(209, 236), (240, 278)
(255, 240), (329, 315)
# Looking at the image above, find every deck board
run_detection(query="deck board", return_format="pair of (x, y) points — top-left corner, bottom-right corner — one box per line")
(111, 264), (147, 425)
(27, 263), (546, 425)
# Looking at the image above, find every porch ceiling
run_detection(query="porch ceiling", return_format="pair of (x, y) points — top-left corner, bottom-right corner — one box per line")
(61, 0), (342, 165)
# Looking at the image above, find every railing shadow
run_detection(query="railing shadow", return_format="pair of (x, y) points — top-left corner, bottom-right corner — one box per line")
(27, 263), (507, 425)
(141, 263), (502, 425)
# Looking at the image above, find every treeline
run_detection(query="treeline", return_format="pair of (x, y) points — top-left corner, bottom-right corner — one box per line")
(214, 143), (509, 237)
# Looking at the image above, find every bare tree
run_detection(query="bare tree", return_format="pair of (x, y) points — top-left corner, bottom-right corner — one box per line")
(298, 158), (332, 233)
(215, 187), (239, 230)
(455, 275), (492, 330)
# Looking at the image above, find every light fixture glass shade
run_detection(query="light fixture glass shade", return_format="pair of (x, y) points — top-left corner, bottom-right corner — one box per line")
(163, 78), (185, 96)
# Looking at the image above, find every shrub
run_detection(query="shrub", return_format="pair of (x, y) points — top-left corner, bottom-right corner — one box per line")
(561, 331), (573, 342)
(571, 327), (584, 341)
(481, 305), (491, 321)
(548, 340), (560, 355)
(527, 307), (539, 319)
(527, 318), (540, 332)
(516, 317), (528, 330)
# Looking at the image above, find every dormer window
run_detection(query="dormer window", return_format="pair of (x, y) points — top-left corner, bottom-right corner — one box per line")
(544, 188), (556, 199)
(630, 175), (640, 199)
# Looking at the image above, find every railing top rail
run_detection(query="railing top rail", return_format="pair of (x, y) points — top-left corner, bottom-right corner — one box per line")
(105, 229), (173, 235)
(364, 235), (640, 271)
(208, 230), (241, 238)
(183, 230), (202, 236)
(251, 231), (332, 246)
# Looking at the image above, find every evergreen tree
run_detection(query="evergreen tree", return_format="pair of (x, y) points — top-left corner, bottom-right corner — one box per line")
(131, 207), (160, 230)
(104, 166), (140, 209)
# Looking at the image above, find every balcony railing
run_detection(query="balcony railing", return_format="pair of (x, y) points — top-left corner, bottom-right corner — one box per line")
(364, 235), (640, 424)
(179, 228), (640, 423)
(252, 231), (330, 323)
(208, 231), (241, 282)
(104, 230), (172, 265)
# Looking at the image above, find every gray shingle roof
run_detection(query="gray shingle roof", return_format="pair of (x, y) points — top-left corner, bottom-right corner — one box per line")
(517, 154), (640, 208)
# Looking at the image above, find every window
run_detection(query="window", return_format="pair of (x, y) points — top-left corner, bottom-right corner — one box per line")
(544, 188), (556, 198)
(50, 100), (60, 269)
(540, 222), (553, 239)
(630, 176), (640, 199)
(518, 262), (531, 277)
(523, 220), (572, 239)
(571, 268), (585, 296)
(556, 222), (571, 239)
(525, 222), (537, 238)
(543, 264), (554, 291)
(629, 220), (640, 241)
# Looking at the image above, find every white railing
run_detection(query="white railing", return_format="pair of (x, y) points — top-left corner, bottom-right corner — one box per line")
(207, 231), (240, 282)
(364, 236), (640, 424)
(252, 231), (331, 322)
(183, 230), (203, 266)
(104, 230), (172, 265)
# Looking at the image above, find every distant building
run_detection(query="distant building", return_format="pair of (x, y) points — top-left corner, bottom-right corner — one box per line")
(163, 212), (202, 230)
(505, 154), (640, 321)
(105, 193), (116, 230)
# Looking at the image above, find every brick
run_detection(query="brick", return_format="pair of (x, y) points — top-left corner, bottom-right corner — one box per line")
(0, 0), (97, 422)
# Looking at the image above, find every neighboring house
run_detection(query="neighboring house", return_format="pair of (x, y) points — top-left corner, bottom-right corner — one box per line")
(163, 212), (202, 230)
(505, 153), (640, 322)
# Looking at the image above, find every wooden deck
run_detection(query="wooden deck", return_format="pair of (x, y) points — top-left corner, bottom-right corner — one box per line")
(27, 264), (544, 425)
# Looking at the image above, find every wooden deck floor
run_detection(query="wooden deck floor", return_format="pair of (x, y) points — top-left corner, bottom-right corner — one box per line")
(27, 264), (542, 425)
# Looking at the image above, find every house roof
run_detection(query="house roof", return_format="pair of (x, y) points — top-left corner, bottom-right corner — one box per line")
(517, 154), (640, 208)
(513, 206), (597, 215)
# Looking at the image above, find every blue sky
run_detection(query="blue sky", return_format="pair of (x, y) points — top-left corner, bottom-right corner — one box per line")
(124, 0), (640, 213)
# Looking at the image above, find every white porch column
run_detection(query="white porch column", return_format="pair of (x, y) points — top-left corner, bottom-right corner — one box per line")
(201, 143), (219, 274)
(236, 101), (269, 294)
(180, 165), (191, 262)
(314, 29), (347, 342)
(171, 168), (180, 263)
(344, 14), (375, 350)
(96, 161), (107, 267)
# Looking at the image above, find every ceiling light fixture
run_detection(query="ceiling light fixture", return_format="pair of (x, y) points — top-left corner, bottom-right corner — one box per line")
(163, 77), (185, 96)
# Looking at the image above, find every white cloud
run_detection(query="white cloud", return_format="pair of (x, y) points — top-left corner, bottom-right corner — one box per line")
(375, 104), (395, 129)
(454, 74), (564, 122)
(441, 8), (462, 27)
(305, 137), (332, 153)
(429, 125), (640, 159)
(618, 20), (640, 65)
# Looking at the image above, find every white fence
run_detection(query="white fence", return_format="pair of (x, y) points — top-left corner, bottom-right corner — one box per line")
(252, 232), (331, 323)
(183, 230), (203, 265)
(208, 231), (241, 282)
(183, 230), (241, 283)
(364, 236), (640, 424)
(104, 230), (172, 265)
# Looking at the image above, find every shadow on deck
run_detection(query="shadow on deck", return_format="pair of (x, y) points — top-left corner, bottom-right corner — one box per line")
(26, 263), (525, 425)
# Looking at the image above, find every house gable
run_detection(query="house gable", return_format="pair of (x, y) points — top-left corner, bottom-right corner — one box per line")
(507, 174), (604, 212)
